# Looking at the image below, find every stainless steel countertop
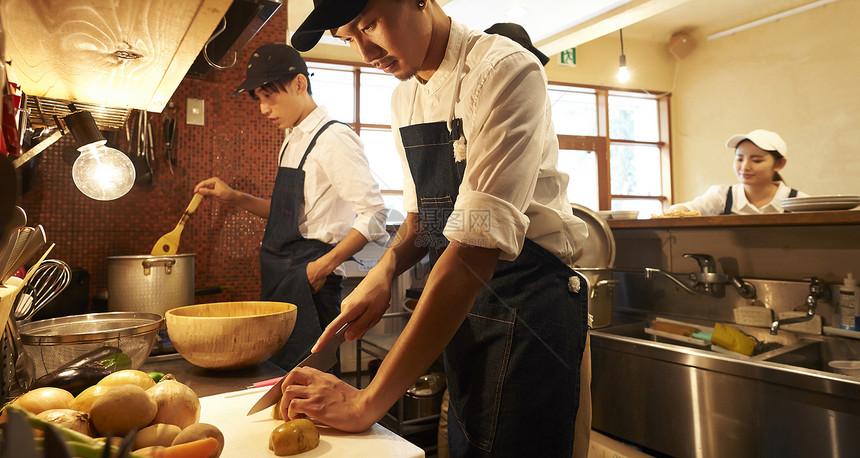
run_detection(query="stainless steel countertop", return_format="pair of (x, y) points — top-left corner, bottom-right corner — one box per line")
(140, 354), (285, 398)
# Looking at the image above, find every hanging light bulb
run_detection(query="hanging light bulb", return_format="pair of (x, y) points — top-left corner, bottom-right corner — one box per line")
(617, 29), (630, 82)
(617, 55), (630, 82)
(64, 108), (135, 200)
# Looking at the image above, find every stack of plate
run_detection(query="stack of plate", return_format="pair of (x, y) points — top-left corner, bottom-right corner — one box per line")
(780, 195), (860, 212)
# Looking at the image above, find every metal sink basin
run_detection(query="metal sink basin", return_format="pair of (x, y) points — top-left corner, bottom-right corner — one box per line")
(764, 337), (860, 373)
(591, 315), (860, 457)
(598, 318), (809, 359)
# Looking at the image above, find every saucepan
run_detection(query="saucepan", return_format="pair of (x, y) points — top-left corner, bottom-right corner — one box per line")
(575, 267), (618, 329)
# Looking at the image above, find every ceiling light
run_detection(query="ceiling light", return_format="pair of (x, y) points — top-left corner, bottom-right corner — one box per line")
(617, 29), (630, 82)
(506, 6), (527, 19)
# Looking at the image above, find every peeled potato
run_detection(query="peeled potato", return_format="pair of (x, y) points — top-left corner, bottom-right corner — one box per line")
(271, 397), (284, 420)
(269, 419), (320, 456)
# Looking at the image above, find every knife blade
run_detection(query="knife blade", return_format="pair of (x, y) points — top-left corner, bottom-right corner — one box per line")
(246, 322), (350, 415)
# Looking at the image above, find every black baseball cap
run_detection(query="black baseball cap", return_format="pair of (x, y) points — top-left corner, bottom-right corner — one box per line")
(291, 0), (369, 52)
(233, 43), (309, 96)
(484, 23), (549, 67)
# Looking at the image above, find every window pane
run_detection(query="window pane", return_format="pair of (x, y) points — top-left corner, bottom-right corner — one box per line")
(608, 94), (658, 142)
(360, 129), (403, 191)
(557, 149), (598, 211)
(308, 66), (355, 123)
(359, 70), (398, 125)
(611, 198), (664, 216)
(610, 144), (661, 196)
(548, 85), (597, 136)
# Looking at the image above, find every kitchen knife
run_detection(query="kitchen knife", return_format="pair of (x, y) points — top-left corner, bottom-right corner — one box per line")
(246, 322), (351, 416)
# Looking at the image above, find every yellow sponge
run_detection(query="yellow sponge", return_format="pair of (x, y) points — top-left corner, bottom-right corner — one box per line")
(711, 323), (756, 356)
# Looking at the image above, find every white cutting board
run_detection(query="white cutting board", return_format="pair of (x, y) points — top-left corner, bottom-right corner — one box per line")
(199, 388), (424, 458)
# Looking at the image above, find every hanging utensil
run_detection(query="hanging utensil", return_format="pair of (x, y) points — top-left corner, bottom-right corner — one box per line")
(163, 116), (177, 175)
(2, 225), (46, 283)
(150, 194), (204, 256)
(15, 259), (70, 323)
(5, 316), (35, 391)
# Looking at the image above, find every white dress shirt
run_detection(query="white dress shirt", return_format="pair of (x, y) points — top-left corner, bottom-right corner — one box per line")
(279, 106), (389, 248)
(390, 20), (587, 264)
(673, 182), (808, 216)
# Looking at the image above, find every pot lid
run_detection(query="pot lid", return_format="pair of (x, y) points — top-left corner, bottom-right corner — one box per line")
(571, 204), (616, 269)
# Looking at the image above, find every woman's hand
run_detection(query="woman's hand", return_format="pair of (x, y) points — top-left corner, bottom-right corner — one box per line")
(280, 367), (379, 433)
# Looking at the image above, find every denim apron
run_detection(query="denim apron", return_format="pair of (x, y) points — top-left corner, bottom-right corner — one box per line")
(261, 120), (344, 371)
(399, 59), (588, 456)
(721, 186), (798, 214)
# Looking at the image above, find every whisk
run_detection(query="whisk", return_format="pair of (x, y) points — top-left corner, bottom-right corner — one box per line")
(14, 259), (71, 323)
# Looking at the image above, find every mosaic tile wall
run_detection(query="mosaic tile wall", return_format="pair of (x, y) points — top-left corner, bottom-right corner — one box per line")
(18, 10), (294, 309)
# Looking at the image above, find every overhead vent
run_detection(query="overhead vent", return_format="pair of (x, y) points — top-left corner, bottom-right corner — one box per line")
(26, 97), (131, 131)
(186, 0), (282, 79)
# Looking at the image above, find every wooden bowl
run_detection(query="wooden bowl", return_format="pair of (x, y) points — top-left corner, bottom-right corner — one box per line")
(166, 301), (297, 370)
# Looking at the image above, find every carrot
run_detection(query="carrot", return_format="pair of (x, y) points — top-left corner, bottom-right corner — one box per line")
(135, 437), (219, 458)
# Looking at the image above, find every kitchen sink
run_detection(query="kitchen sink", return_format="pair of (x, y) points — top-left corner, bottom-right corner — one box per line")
(591, 314), (860, 457)
(598, 318), (810, 360)
(764, 337), (860, 372)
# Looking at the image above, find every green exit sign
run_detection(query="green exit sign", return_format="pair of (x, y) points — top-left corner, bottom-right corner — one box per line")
(560, 48), (576, 67)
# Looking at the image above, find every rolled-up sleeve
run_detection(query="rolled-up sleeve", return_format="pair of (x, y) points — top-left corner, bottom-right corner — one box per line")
(443, 53), (546, 259)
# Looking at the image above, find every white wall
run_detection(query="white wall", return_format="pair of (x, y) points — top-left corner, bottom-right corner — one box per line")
(670, 0), (860, 200)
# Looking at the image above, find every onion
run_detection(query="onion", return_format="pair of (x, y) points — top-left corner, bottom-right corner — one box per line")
(97, 369), (156, 390)
(70, 384), (110, 413)
(145, 380), (201, 429)
(12, 387), (75, 414)
(37, 408), (94, 436)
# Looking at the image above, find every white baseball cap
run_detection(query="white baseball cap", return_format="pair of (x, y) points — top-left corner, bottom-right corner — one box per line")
(725, 129), (787, 157)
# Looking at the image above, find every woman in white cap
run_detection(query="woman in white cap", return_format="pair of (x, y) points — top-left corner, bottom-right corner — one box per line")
(669, 129), (808, 215)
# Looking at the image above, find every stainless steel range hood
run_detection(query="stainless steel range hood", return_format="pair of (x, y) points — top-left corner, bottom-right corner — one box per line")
(186, 0), (282, 79)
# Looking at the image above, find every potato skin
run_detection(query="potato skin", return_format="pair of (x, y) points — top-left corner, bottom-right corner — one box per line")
(135, 423), (182, 449)
(269, 419), (320, 456)
(172, 423), (225, 458)
(89, 384), (157, 436)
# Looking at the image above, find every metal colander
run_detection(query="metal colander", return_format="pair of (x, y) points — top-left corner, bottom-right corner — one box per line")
(19, 312), (163, 379)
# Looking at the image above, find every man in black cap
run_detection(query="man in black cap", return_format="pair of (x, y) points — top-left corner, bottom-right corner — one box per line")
(281, 2), (589, 457)
(194, 43), (388, 372)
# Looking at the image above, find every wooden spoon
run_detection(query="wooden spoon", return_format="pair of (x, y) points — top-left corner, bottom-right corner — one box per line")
(151, 193), (204, 255)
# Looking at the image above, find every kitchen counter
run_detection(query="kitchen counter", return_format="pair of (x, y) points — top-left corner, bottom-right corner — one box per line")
(140, 354), (424, 458)
(141, 353), (284, 398)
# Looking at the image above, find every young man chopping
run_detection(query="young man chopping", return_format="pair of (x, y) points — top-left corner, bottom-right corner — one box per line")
(280, 2), (589, 456)
(194, 43), (388, 371)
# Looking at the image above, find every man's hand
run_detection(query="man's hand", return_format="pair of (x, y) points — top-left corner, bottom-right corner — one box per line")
(193, 177), (238, 205)
(280, 367), (378, 433)
(305, 259), (329, 293)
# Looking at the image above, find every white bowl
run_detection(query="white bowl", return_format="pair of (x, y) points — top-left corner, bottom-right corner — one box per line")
(611, 210), (640, 220)
(828, 360), (860, 376)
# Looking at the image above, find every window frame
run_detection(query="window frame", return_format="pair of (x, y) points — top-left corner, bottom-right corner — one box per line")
(551, 81), (673, 211)
(307, 58), (401, 196)
(307, 59), (674, 210)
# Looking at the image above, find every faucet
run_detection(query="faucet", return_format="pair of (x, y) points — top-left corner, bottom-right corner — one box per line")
(770, 277), (831, 335)
(645, 253), (757, 298)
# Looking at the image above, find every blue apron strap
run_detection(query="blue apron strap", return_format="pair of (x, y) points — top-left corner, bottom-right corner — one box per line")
(297, 120), (348, 170)
(788, 188), (798, 198)
(722, 188), (733, 215)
